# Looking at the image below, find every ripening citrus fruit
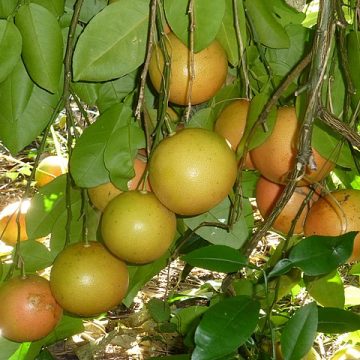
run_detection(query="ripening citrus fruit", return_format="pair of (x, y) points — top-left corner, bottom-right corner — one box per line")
(35, 155), (68, 187)
(256, 176), (318, 235)
(50, 241), (129, 317)
(149, 32), (228, 105)
(88, 155), (151, 212)
(330, 345), (360, 360)
(304, 189), (360, 262)
(214, 99), (255, 169)
(0, 200), (30, 246)
(149, 128), (238, 216)
(0, 274), (62, 342)
(101, 191), (177, 264)
(250, 107), (334, 185)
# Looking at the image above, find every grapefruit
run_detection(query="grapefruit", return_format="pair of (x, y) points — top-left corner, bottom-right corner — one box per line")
(149, 32), (228, 105)
(35, 155), (68, 187)
(148, 128), (238, 216)
(101, 191), (177, 264)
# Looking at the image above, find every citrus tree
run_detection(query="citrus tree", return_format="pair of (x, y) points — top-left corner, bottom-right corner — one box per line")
(0, 0), (360, 359)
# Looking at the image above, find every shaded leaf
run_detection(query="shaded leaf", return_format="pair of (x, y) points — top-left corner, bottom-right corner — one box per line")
(15, 3), (63, 93)
(164, 0), (225, 52)
(147, 298), (171, 323)
(0, 60), (61, 154)
(0, 20), (22, 82)
(72, 0), (149, 81)
(171, 306), (207, 336)
(193, 296), (260, 360)
(280, 302), (318, 360)
(182, 245), (247, 273)
(0, 337), (21, 360)
(216, 0), (246, 66)
(31, 0), (65, 17)
(289, 233), (356, 276)
(317, 307), (360, 334)
(245, 0), (290, 49)
(184, 197), (252, 249)
(347, 31), (360, 108)
(17, 240), (54, 272)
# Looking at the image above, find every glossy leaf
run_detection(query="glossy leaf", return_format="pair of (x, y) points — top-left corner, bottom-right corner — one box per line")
(193, 296), (260, 359)
(289, 233), (356, 276)
(164, 0), (226, 52)
(0, 60), (61, 154)
(245, 0), (290, 49)
(104, 121), (145, 190)
(15, 3), (63, 93)
(281, 302), (318, 360)
(70, 103), (133, 188)
(72, 0), (149, 81)
(0, 20), (22, 82)
(184, 197), (252, 249)
(182, 245), (247, 273)
(317, 307), (360, 334)
(216, 0), (246, 66)
(304, 271), (345, 309)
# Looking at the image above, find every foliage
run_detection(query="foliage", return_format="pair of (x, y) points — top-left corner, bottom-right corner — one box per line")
(0, 0), (359, 359)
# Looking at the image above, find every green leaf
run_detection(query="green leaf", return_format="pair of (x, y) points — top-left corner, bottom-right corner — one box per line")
(104, 122), (145, 190)
(71, 81), (99, 107)
(0, 1), (17, 18)
(17, 240), (54, 272)
(147, 298), (171, 323)
(96, 71), (138, 112)
(0, 337), (21, 360)
(149, 356), (190, 360)
(347, 31), (360, 109)
(8, 343), (31, 360)
(289, 233), (356, 276)
(317, 307), (360, 334)
(268, 259), (294, 279)
(312, 120), (353, 169)
(244, 0), (290, 49)
(0, 60), (61, 154)
(72, 0), (149, 81)
(304, 271), (345, 309)
(193, 296), (260, 360)
(182, 245), (247, 273)
(0, 20), (22, 82)
(26, 175), (81, 239)
(123, 253), (169, 307)
(280, 302), (318, 360)
(15, 3), (63, 93)
(164, 0), (226, 52)
(184, 197), (252, 249)
(186, 108), (214, 130)
(216, 0), (246, 66)
(171, 306), (207, 335)
(31, 0), (65, 17)
(70, 103), (134, 188)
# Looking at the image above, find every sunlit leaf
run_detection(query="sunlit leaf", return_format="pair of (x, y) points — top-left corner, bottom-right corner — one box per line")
(0, 337), (21, 360)
(72, 0), (149, 81)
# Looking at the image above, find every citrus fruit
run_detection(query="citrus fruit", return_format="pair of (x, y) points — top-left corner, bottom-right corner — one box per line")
(50, 241), (128, 317)
(148, 128), (238, 216)
(304, 189), (360, 262)
(101, 190), (177, 264)
(149, 32), (228, 105)
(35, 155), (68, 187)
(0, 200), (30, 246)
(214, 99), (255, 169)
(88, 155), (151, 212)
(256, 176), (318, 235)
(0, 274), (62, 342)
(250, 107), (334, 185)
(330, 345), (360, 360)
